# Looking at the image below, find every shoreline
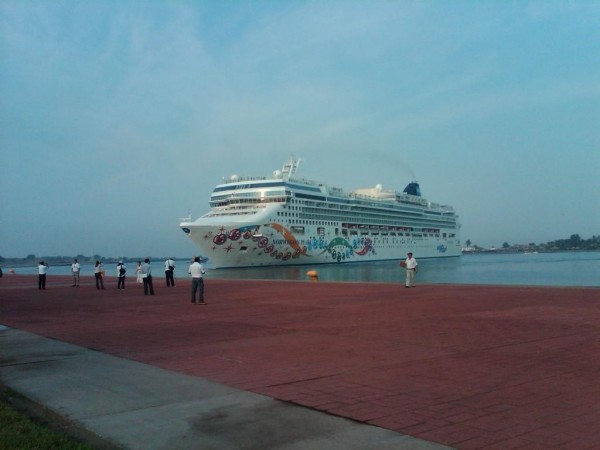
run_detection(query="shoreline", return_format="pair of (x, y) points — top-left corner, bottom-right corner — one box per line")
(2, 248), (598, 267)
(2, 273), (599, 290)
(3, 251), (599, 289)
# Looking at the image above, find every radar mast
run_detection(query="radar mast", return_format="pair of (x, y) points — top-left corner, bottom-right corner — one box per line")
(281, 155), (301, 180)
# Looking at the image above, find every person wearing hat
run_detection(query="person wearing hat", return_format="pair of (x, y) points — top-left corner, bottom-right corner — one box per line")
(402, 252), (418, 288)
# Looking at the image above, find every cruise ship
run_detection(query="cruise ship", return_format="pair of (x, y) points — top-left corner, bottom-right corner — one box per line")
(180, 157), (461, 268)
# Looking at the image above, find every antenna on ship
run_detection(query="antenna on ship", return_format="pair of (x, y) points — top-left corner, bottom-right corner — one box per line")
(281, 155), (301, 179)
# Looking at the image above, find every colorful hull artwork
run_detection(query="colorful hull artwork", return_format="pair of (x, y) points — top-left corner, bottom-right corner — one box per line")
(208, 224), (378, 264)
(180, 157), (461, 268)
(184, 219), (458, 268)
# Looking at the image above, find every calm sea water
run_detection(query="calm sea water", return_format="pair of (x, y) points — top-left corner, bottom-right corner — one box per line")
(6, 252), (600, 287)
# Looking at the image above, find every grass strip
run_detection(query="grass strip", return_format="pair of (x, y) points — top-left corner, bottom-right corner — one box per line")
(0, 386), (117, 450)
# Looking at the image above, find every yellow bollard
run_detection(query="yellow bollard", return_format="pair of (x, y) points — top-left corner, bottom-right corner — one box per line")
(306, 270), (319, 282)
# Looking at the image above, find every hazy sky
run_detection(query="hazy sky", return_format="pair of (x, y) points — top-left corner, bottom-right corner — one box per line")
(1, 1), (598, 258)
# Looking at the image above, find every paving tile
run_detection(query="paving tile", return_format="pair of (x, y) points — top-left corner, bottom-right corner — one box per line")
(416, 423), (484, 445)
(455, 436), (507, 450)
(368, 411), (428, 429)
(400, 420), (451, 436)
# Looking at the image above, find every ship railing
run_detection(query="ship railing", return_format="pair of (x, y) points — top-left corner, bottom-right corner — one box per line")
(395, 194), (428, 206)
(352, 193), (395, 202)
(179, 212), (192, 222)
(287, 176), (318, 186)
(221, 176), (268, 184)
(438, 206), (456, 214)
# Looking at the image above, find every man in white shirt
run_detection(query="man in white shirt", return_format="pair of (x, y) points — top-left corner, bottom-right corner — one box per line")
(71, 259), (80, 287)
(117, 261), (126, 289)
(141, 258), (154, 295)
(164, 258), (176, 287)
(188, 257), (206, 305)
(38, 261), (49, 290)
(404, 252), (418, 288)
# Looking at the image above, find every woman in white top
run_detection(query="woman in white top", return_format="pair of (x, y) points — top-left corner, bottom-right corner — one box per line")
(71, 259), (80, 287)
(136, 261), (143, 285)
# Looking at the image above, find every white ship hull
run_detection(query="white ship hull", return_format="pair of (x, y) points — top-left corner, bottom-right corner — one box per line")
(181, 158), (461, 268)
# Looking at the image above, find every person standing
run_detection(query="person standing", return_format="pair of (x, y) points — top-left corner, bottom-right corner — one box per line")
(188, 257), (206, 305)
(94, 260), (105, 290)
(141, 258), (154, 295)
(38, 261), (49, 290)
(71, 258), (80, 287)
(164, 257), (175, 287)
(135, 261), (143, 285)
(402, 252), (418, 288)
(117, 261), (126, 289)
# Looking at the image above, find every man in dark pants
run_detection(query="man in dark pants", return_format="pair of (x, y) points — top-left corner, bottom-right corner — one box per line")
(117, 261), (126, 289)
(188, 257), (206, 305)
(141, 258), (155, 295)
(164, 257), (175, 287)
(38, 261), (48, 290)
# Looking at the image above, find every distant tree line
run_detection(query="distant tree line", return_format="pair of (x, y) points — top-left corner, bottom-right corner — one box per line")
(1, 234), (598, 264)
(545, 234), (600, 251)
(465, 234), (600, 252)
(0, 254), (182, 266)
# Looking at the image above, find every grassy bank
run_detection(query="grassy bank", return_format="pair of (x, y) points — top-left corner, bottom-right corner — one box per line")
(0, 387), (113, 450)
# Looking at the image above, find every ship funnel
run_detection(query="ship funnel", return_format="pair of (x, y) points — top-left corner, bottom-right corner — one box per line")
(403, 182), (421, 197)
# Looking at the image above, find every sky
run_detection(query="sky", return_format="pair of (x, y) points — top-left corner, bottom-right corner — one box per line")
(1, 0), (599, 258)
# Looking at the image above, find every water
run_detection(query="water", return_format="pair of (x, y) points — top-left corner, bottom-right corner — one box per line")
(6, 252), (600, 287)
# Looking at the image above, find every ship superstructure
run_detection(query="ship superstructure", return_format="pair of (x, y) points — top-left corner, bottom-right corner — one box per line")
(180, 157), (461, 268)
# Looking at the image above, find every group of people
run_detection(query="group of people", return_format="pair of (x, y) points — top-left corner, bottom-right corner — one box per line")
(37, 252), (418, 301)
(38, 257), (207, 303)
(82, 258), (179, 295)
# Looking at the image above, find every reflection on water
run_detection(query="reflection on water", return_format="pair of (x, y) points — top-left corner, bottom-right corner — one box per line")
(205, 251), (600, 287)
(210, 261), (406, 283)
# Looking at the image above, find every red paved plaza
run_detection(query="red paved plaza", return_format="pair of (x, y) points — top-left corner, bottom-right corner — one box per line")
(1, 275), (599, 449)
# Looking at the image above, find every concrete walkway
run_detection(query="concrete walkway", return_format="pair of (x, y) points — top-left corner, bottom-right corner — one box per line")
(0, 325), (449, 450)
